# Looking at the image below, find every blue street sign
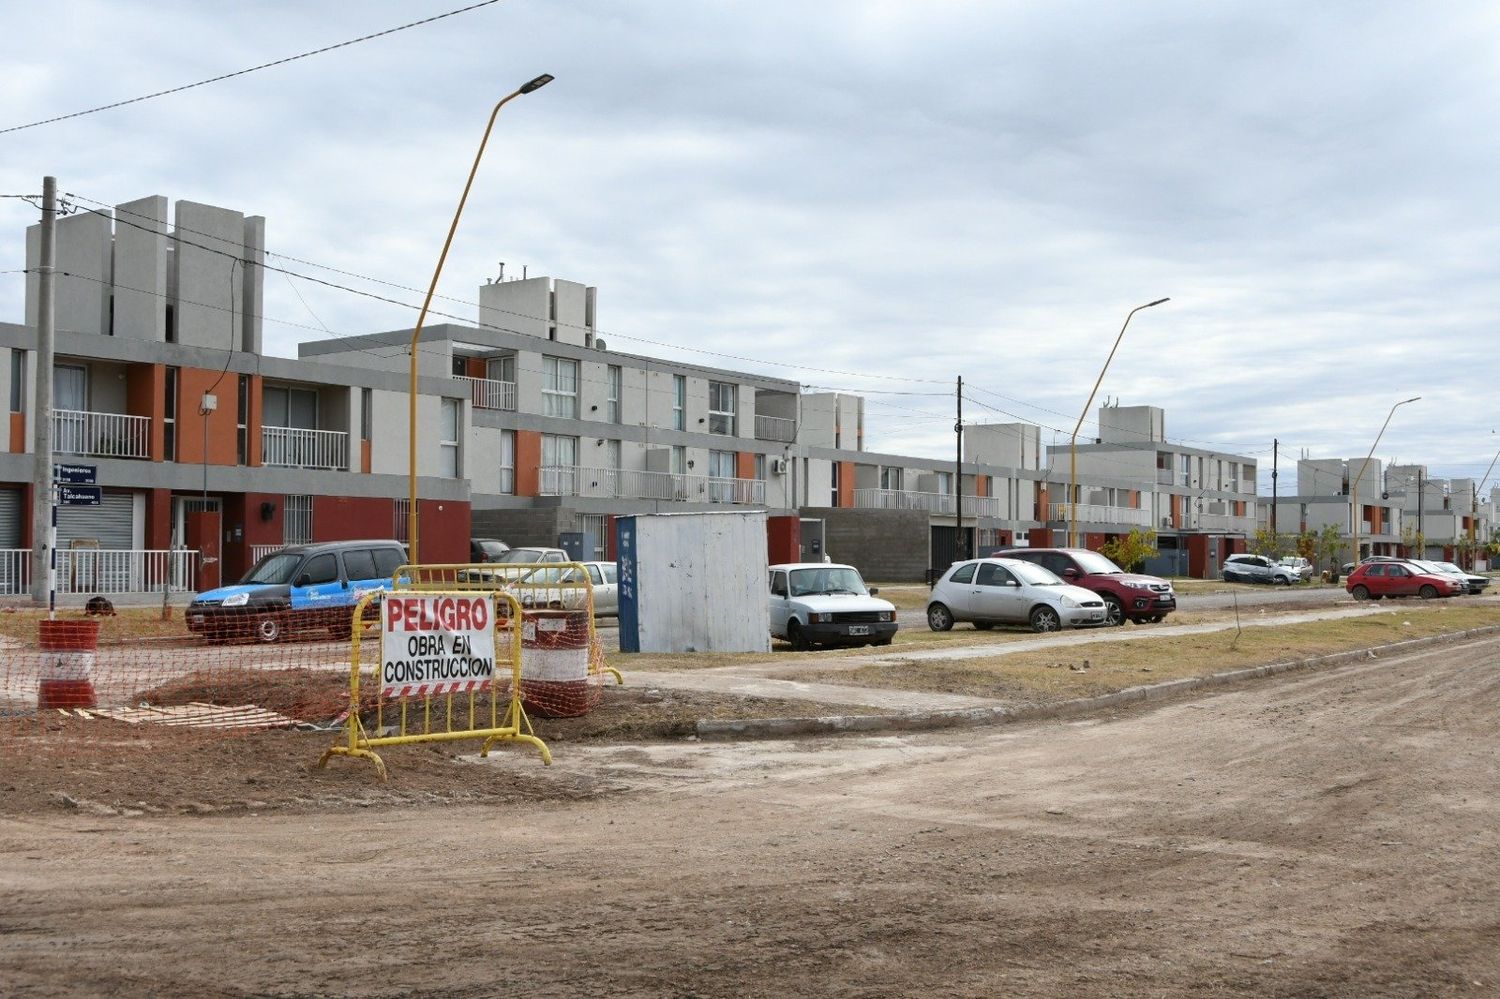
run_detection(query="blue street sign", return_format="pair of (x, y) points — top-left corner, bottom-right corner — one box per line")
(55, 463), (97, 485)
(59, 485), (102, 506)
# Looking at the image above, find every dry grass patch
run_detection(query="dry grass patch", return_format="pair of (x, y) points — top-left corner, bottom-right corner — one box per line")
(789, 603), (1500, 706)
(0, 605), (188, 644)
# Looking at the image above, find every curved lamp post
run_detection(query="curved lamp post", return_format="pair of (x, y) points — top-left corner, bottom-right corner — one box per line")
(1067, 297), (1169, 548)
(1349, 396), (1419, 570)
(1468, 431), (1499, 565)
(407, 73), (554, 562)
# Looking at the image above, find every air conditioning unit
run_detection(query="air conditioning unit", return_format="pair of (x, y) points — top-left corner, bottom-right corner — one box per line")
(771, 457), (789, 476)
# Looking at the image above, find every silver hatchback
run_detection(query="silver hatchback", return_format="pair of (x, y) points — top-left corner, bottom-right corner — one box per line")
(927, 557), (1109, 633)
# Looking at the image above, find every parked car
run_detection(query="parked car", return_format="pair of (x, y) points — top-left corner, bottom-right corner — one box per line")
(514, 562), (619, 617)
(996, 547), (1176, 626)
(470, 538), (510, 563)
(1222, 554), (1301, 585)
(1409, 559), (1490, 595)
(927, 557), (1109, 633)
(1345, 560), (1464, 601)
(187, 540), (408, 643)
(768, 562), (897, 650)
(1277, 556), (1315, 582)
(495, 546), (569, 564)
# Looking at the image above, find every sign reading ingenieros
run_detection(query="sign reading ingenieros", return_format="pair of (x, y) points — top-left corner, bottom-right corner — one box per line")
(380, 593), (497, 698)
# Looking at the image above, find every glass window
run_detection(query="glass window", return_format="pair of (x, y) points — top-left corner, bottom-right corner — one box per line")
(672, 375), (686, 431)
(542, 356), (579, 418)
(342, 549), (377, 581)
(163, 367), (179, 462)
(950, 563), (976, 584)
(587, 564), (603, 585)
(440, 398), (460, 477)
(300, 553), (339, 586)
(360, 387), (372, 441)
(755, 453), (766, 481)
(373, 546), (405, 578)
(602, 564), (617, 584)
(263, 386), (317, 429)
(283, 494), (312, 544)
(671, 445), (686, 475)
(9, 351), (23, 413)
(708, 381), (736, 435)
(542, 434), (577, 467)
(498, 430), (515, 494)
(606, 439), (621, 470)
(607, 365), (621, 423)
(975, 562), (1014, 587)
(236, 374), (250, 465)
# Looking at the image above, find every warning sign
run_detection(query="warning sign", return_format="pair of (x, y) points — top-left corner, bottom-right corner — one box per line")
(380, 594), (497, 697)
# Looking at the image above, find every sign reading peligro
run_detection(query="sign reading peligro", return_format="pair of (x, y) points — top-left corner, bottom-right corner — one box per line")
(380, 594), (497, 698)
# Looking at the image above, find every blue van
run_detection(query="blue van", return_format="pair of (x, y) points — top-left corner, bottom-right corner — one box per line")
(186, 540), (407, 643)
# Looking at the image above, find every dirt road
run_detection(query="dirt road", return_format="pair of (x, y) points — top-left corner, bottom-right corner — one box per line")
(4, 637), (1499, 997)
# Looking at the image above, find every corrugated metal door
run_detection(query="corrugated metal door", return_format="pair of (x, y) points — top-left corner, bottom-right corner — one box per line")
(0, 488), (22, 547)
(58, 491), (136, 549)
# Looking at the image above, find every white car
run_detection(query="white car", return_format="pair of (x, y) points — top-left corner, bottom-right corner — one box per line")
(1223, 554), (1299, 585)
(515, 562), (619, 617)
(927, 557), (1109, 632)
(1277, 556), (1315, 582)
(768, 563), (898, 650)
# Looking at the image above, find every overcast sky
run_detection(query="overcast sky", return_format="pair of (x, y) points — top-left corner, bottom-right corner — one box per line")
(2, 1), (1497, 491)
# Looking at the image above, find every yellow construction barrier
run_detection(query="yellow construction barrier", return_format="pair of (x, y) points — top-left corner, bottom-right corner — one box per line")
(317, 587), (550, 780)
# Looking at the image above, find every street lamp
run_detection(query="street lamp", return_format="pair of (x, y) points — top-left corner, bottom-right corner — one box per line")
(407, 74), (553, 562)
(1468, 431), (1499, 567)
(1067, 297), (1169, 548)
(1349, 396), (1419, 572)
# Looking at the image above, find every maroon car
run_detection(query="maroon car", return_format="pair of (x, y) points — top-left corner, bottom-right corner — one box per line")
(996, 547), (1176, 626)
(1345, 561), (1463, 601)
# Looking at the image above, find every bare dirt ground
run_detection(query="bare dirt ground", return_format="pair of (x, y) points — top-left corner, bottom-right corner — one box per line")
(4, 637), (1500, 997)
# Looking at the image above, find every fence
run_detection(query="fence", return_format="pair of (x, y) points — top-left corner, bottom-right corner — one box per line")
(0, 548), (198, 595)
(540, 465), (765, 504)
(458, 375), (518, 411)
(261, 426), (349, 470)
(53, 409), (151, 459)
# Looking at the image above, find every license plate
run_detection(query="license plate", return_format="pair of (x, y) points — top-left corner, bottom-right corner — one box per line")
(847, 625), (871, 636)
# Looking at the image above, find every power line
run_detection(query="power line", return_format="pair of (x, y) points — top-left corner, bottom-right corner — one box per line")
(0, 0), (507, 135)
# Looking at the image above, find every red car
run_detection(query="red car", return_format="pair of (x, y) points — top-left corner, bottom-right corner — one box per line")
(995, 547), (1176, 626)
(1345, 560), (1463, 601)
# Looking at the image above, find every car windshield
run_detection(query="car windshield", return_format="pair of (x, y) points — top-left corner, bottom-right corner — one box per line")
(518, 566), (583, 585)
(1071, 551), (1124, 575)
(1012, 562), (1065, 586)
(1430, 561), (1465, 574)
(497, 548), (550, 564)
(475, 540), (506, 557)
(240, 552), (302, 585)
(788, 567), (868, 596)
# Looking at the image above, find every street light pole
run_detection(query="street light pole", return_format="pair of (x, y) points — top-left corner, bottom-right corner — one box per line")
(407, 73), (553, 562)
(1349, 396), (1419, 571)
(1067, 297), (1169, 548)
(1468, 432), (1499, 567)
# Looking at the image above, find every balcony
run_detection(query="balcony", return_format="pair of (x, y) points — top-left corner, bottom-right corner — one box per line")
(1048, 502), (1153, 527)
(0, 548), (198, 595)
(1194, 513), (1257, 534)
(52, 410), (151, 460)
(854, 488), (1003, 518)
(261, 426), (349, 471)
(754, 414), (797, 443)
(540, 465), (765, 505)
(459, 376), (517, 412)
(1156, 469), (1174, 485)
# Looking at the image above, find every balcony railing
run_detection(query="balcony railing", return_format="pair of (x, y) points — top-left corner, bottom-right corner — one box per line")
(459, 376), (517, 412)
(52, 409), (151, 460)
(1193, 513), (1257, 534)
(854, 488), (1003, 518)
(754, 414), (797, 443)
(261, 426), (348, 471)
(540, 465), (765, 505)
(1048, 503), (1153, 527)
(0, 548), (198, 595)
(1156, 469), (1174, 485)
(249, 544), (284, 565)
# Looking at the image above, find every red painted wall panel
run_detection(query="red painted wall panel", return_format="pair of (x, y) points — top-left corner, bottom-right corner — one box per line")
(767, 515), (801, 564)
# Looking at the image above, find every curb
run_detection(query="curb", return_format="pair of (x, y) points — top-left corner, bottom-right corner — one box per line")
(691, 623), (1500, 742)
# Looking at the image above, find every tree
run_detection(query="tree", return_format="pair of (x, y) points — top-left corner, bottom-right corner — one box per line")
(1248, 528), (1291, 559)
(1099, 528), (1158, 573)
(1295, 529), (1317, 562)
(1316, 523), (1344, 574)
(1400, 524), (1427, 560)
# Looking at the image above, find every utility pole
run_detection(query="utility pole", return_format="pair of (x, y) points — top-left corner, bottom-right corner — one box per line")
(29, 176), (56, 608)
(954, 376), (965, 562)
(1270, 438), (1278, 535)
(1416, 467), (1424, 558)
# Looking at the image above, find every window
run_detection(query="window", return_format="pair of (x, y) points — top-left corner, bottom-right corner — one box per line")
(770, 570), (788, 596)
(881, 466), (902, 491)
(755, 454), (766, 481)
(300, 554), (339, 586)
(342, 548), (377, 581)
(263, 386), (317, 429)
(360, 387), (372, 442)
(237, 375), (250, 465)
(393, 499), (414, 544)
(373, 546), (405, 578)
(672, 374), (686, 431)
(9, 351), (23, 413)
(975, 563), (1014, 587)
(284, 495), (312, 545)
(933, 471), (952, 494)
(164, 366), (179, 462)
(605, 439), (621, 470)
(440, 398), (460, 477)
(498, 429), (515, 494)
(607, 365), (621, 423)
(542, 356), (578, 418)
(543, 434), (579, 496)
(950, 563), (976, 584)
(671, 445), (686, 476)
(708, 450), (736, 502)
(709, 381), (736, 435)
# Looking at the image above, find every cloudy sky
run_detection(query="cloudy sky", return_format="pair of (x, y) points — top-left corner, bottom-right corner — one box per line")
(2, 0), (1497, 490)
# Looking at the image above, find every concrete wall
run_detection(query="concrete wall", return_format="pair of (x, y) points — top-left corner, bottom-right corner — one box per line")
(113, 196), (169, 342)
(804, 506), (930, 582)
(471, 506), (568, 547)
(1098, 405), (1164, 444)
(966, 423), (1041, 470)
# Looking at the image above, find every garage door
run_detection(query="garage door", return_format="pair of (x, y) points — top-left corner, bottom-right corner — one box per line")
(57, 492), (139, 593)
(57, 491), (136, 549)
(0, 489), (21, 594)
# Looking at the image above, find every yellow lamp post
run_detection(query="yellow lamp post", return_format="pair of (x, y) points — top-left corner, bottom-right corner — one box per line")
(1067, 297), (1169, 548)
(1467, 432), (1499, 567)
(1349, 396), (1419, 571)
(407, 74), (553, 562)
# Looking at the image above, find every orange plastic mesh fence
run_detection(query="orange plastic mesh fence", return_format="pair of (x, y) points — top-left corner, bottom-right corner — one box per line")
(0, 596), (611, 742)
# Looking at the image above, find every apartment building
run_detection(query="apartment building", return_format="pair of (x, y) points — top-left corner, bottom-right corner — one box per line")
(1256, 457), (1410, 562)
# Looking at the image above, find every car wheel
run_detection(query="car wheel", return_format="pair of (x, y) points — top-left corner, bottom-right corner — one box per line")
(1030, 606), (1062, 633)
(1102, 595), (1125, 627)
(1419, 584), (1438, 599)
(254, 614), (283, 643)
(788, 621), (812, 651)
(927, 603), (954, 632)
(973, 620), (995, 631)
(1148, 615), (1165, 624)
(1351, 585), (1370, 602)
(1272, 576), (1289, 586)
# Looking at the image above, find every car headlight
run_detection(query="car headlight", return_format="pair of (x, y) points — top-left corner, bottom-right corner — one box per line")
(222, 592), (250, 608)
(1060, 595), (1081, 609)
(1122, 580), (1149, 590)
(879, 611), (893, 622)
(809, 612), (831, 623)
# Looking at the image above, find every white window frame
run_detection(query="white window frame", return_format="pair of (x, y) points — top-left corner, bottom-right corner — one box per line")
(440, 398), (460, 477)
(542, 356), (579, 419)
(607, 365), (621, 424)
(672, 374), (686, 431)
(708, 381), (736, 435)
(284, 494), (313, 545)
(498, 430), (515, 494)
